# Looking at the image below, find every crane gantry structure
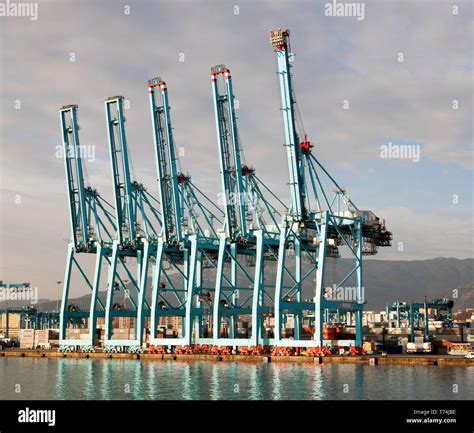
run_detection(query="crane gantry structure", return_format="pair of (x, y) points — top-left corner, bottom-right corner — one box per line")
(58, 28), (392, 353)
(269, 28), (392, 347)
(103, 96), (162, 351)
(0, 282), (58, 337)
(386, 298), (453, 342)
(211, 65), (284, 347)
(270, 29), (391, 347)
(59, 104), (116, 350)
(147, 77), (223, 347)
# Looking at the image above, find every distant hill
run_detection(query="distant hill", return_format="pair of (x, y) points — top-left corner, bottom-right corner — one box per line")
(350, 257), (473, 309)
(2, 258), (472, 312)
(453, 283), (474, 312)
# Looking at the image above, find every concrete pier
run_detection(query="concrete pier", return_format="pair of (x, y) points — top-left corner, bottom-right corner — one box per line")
(1, 349), (473, 366)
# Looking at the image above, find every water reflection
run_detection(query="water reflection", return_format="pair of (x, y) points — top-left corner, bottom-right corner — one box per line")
(131, 361), (144, 399)
(227, 363), (238, 399)
(83, 360), (95, 399)
(3, 358), (473, 400)
(55, 359), (66, 400)
(147, 362), (158, 399)
(271, 364), (281, 400)
(210, 363), (222, 400)
(247, 364), (262, 400)
(353, 365), (364, 400)
(312, 364), (325, 399)
(102, 360), (113, 399)
(182, 363), (192, 400)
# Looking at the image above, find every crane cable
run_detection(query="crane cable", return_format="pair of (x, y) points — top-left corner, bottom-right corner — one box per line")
(81, 148), (91, 187)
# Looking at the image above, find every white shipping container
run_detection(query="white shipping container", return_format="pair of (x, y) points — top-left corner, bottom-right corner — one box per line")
(20, 343), (34, 349)
(114, 334), (128, 340)
(334, 211), (355, 219)
(37, 344), (51, 349)
(19, 333), (35, 338)
(356, 210), (378, 224)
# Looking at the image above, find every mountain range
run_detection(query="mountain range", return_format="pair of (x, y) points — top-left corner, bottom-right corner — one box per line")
(1, 258), (472, 312)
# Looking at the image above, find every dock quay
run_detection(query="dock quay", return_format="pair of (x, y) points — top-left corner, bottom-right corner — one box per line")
(2, 349), (473, 366)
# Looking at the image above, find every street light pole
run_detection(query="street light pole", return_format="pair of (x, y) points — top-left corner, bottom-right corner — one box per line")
(56, 281), (62, 312)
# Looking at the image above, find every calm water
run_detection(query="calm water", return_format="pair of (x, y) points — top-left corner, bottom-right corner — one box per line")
(0, 358), (472, 400)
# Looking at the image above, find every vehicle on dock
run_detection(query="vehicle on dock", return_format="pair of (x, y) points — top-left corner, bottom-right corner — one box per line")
(406, 341), (432, 354)
(448, 343), (472, 356)
(0, 338), (20, 349)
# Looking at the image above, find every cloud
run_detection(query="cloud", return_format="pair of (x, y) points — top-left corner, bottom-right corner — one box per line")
(373, 206), (474, 261)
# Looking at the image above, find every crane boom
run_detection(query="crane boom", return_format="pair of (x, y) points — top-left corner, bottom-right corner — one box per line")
(105, 96), (136, 246)
(211, 65), (249, 240)
(270, 29), (307, 221)
(60, 104), (90, 249)
(148, 78), (183, 244)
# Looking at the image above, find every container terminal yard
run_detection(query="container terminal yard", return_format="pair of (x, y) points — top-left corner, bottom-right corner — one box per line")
(1, 29), (472, 366)
(2, 303), (473, 364)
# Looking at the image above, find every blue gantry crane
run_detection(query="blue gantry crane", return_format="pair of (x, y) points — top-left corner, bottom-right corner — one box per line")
(269, 28), (392, 347)
(55, 28), (394, 354)
(386, 297), (453, 342)
(0, 282), (57, 337)
(147, 78), (223, 347)
(103, 96), (162, 351)
(0, 307), (58, 338)
(59, 105), (116, 350)
(408, 297), (453, 342)
(210, 65), (285, 347)
(386, 300), (411, 328)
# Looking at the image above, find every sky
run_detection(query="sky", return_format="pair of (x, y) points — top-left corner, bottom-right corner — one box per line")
(0, 0), (473, 299)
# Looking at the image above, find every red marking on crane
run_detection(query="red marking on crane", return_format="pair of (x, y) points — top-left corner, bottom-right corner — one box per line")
(177, 173), (190, 184)
(241, 165), (254, 176)
(148, 87), (154, 94)
(211, 68), (230, 76)
(300, 141), (311, 153)
(148, 81), (166, 89)
(300, 134), (312, 154)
